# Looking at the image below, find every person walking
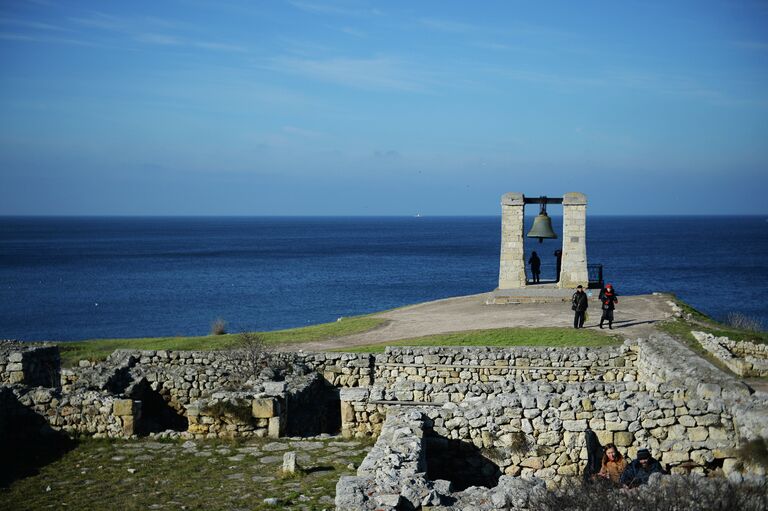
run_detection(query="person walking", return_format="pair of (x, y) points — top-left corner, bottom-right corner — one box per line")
(528, 251), (541, 284)
(572, 285), (588, 329)
(599, 283), (618, 329)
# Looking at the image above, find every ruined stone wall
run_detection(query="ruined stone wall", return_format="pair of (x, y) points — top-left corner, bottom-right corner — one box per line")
(336, 408), (766, 511)
(1, 384), (127, 438)
(0, 341), (60, 387)
(693, 331), (768, 378)
(340, 380), (737, 477)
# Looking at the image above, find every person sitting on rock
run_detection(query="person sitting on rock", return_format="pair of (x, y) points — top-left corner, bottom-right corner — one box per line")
(597, 443), (627, 484)
(619, 448), (663, 488)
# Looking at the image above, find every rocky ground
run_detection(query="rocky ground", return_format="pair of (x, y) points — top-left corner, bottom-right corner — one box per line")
(1, 436), (372, 511)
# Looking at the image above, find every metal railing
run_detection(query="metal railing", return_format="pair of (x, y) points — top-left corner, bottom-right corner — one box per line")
(588, 264), (603, 289)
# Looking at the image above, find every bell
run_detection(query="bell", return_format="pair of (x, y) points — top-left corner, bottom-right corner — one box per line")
(527, 199), (557, 243)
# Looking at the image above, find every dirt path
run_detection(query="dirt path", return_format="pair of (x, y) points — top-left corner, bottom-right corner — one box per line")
(280, 292), (676, 352)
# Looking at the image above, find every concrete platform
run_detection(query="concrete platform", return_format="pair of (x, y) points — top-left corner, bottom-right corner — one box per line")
(487, 284), (583, 304)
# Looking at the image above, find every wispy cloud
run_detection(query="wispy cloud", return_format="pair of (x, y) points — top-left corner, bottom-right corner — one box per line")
(732, 40), (768, 52)
(267, 55), (427, 91)
(0, 17), (71, 32)
(287, 1), (381, 17)
(0, 32), (101, 47)
(133, 32), (245, 52)
(419, 18), (478, 34)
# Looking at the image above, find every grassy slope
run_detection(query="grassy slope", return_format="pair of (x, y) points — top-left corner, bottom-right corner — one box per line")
(339, 327), (620, 353)
(57, 316), (386, 366)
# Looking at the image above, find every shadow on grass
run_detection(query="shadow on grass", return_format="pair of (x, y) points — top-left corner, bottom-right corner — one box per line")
(0, 408), (77, 489)
(304, 466), (335, 474)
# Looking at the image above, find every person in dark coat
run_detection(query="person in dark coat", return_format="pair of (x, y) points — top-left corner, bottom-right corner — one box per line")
(553, 249), (562, 282)
(598, 283), (618, 329)
(528, 251), (541, 284)
(572, 285), (588, 329)
(619, 448), (663, 488)
(583, 427), (603, 483)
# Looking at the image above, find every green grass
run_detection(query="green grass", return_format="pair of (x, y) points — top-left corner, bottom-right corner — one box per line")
(337, 327), (621, 353)
(57, 316), (386, 367)
(659, 295), (768, 345)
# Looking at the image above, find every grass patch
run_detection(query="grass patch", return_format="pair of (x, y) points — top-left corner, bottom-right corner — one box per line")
(57, 316), (386, 367)
(659, 295), (768, 346)
(338, 327), (620, 353)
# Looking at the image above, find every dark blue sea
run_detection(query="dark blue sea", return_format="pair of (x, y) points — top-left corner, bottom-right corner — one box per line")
(1, 216), (766, 342)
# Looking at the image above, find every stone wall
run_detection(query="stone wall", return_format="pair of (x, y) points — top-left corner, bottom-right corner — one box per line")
(374, 345), (637, 387)
(336, 408), (766, 511)
(693, 331), (768, 377)
(1, 384), (128, 438)
(340, 381), (738, 477)
(0, 341), (60, 387)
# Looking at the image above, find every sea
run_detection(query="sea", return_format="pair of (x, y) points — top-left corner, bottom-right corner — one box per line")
(1, 216), (767, 342)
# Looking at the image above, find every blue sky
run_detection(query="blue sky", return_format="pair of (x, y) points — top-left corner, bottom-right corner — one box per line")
(1, 1), (767, 215)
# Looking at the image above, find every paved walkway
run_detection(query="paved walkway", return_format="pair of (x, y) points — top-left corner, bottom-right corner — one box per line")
(282, 292), (676, 352)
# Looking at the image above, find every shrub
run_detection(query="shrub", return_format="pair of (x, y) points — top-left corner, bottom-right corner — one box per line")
(738, 437), (768, 470)
(210, 318), (227, 336)
(726, 312), (764, 333)
(529, 476), (768, 511)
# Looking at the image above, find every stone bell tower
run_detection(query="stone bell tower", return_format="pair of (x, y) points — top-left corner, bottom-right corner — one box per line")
(497, 192), (588, 291)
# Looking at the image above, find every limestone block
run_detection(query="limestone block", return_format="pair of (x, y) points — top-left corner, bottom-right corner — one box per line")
(252, 398), (277, 419)
(282, 452), (297, 474)
(537, 431), (561, 446)
(661, 451), (690, 465)
(666, 425), (687, 440)
(614, 431), (634, 447)
(562, 419), (587, 432)
(708, 427), (729, 442)
(122, 416), (136, 435)
(520, 456), (544, 470)
(268, 417), (281, 438)
(113, 399), (137, 417)
(695, 414), (720, 426)
(687, 427), (709, 442)
(595, 430), (613, 446)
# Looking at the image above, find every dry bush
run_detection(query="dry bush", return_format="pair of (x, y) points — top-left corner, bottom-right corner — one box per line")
(233, 332), (269, 368)
(726, 312), (764, 332)
(210, 318), (227, 335)
(529, 476), (768, 511)
(738, 437), (768, 469)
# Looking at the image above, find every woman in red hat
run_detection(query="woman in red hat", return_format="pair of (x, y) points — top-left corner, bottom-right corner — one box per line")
(599, 283), (618, 329)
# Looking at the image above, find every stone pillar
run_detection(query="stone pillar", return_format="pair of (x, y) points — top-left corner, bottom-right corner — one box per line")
(558, 192), (588, 289)
(113, 399), (141, 436)
(498, 193), (527, 289)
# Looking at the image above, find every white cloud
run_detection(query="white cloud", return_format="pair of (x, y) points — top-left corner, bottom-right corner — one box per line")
(268, 55), (427, 91)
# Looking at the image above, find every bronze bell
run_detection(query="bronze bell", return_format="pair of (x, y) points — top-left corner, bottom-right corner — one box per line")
(527, 198), (557, 243)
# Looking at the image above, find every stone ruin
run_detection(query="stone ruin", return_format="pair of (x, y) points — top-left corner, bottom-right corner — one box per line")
(1, 334), (767, 509)
(692, 331), (768, 378)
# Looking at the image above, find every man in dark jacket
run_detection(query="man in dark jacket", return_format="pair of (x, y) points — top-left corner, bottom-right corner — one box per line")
(572, 285), (588, 329)
(619, 448), (663, 488)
